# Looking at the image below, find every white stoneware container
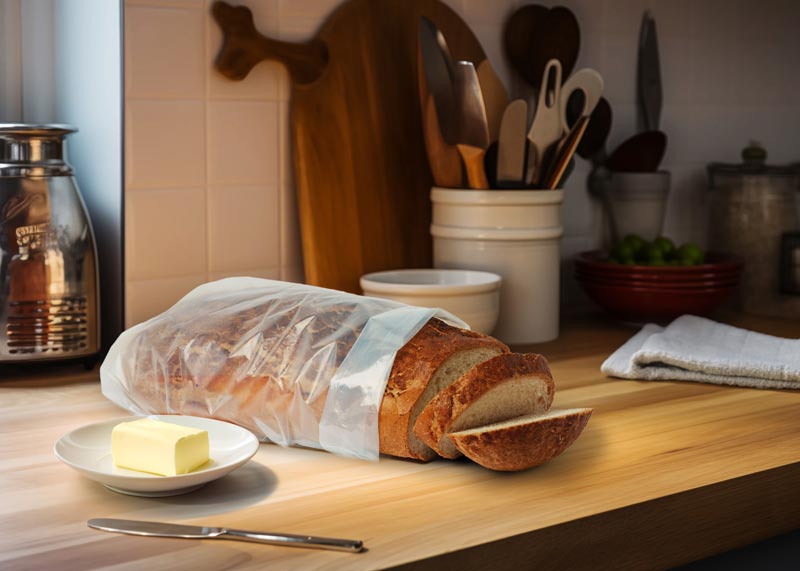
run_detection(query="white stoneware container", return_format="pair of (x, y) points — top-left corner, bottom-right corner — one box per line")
(607, 171), (670, 241)
(430, 188), (564, 344)
(360, 269), (502, 334)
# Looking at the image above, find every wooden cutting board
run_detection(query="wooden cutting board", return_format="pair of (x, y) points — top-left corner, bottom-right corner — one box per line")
(213, 0), (486, 293)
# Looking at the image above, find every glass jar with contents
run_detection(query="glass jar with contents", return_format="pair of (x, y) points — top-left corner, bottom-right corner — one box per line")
(707, 144), (800, 317)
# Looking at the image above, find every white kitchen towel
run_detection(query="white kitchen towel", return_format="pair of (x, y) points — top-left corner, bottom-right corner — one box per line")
(601, 315), (800, 390)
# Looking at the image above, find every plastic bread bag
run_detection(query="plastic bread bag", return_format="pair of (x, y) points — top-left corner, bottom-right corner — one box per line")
(100, 277), (466, 461)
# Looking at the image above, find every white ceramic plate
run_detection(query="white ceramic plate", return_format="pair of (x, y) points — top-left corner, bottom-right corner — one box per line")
(54, 415), (259, 497)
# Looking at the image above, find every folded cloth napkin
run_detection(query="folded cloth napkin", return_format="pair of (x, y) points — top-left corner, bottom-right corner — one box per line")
(602, 315), (800, 390)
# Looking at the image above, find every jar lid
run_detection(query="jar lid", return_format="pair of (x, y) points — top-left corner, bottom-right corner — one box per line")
(0, 123), (77, 177)
(707, 142), (800, 184)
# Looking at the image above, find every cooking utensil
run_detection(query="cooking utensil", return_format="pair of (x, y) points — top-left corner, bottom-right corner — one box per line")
(87, 519), (364, 553)
(526, 59), (562, 186)
(637, 11), (662, 132)
(454, 60), (490, 189)
(560, 68), (603, 132)
(575, 96), (612, 162)
(543, 115), (590, 189)
(0, 124), (99, 364)
(419, 16), (457, 144)
(417, 33), (462, 187)
(503, 5), (580, 91)
(496, 99), (528, 188)
(606, 131), (667, 172)
(422, 95), (463, 187)
(476, 59), (509, 142)
(213, 1), (487, 293)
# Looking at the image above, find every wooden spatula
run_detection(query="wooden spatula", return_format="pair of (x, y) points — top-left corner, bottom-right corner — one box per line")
(496, 99), (527, 188)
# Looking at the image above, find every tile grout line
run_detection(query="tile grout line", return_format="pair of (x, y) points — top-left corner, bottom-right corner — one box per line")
(203, 1), (211, 285)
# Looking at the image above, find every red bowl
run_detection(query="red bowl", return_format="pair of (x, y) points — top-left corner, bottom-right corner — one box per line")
(574, 270), (740, 290)
(575, 250), (744, 282)
(576, 278), (738, 323)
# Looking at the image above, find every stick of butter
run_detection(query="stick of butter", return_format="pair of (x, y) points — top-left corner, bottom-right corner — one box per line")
(112, 418), (210, 476)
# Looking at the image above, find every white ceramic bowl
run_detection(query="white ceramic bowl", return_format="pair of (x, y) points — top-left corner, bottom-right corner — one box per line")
(54, 415), (259, 497)
(360, 269), (502, 334)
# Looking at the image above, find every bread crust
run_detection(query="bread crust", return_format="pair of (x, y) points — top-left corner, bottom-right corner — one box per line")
(449, 408), (593, 471)
(413, 353), (555, 459)
(378, 319), (509, 460)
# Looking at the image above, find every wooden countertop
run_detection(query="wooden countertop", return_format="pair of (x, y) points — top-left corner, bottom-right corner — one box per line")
(2, 313), (800, 571)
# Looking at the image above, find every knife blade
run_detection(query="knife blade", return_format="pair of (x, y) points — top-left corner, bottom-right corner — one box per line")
(87, 518), (364, 553)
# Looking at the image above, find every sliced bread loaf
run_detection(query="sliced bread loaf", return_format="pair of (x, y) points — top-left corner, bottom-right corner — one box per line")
(413, 353), (554, 459)
(379, 319), (509, 461)
(449, 408), (593, 471)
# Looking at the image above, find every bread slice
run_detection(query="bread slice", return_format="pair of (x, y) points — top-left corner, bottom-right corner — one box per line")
(449, 408), (593, 471)
(413, 353), (554, 459)
(379, 319), (509, 461)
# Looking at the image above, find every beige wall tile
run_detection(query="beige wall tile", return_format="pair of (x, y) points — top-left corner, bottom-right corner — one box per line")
(126, 6), (204, 98)
(126, 0), (202, 8)
(126, 100), (205, 188)
(125, 274), (207, 327)
(207, 185), (280, 273)
(207, 100), (279, 184)
(126, 188), (207, 281)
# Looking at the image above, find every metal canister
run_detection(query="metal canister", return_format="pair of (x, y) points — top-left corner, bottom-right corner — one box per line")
(707, 146), (800, 317)
(0, 124), (99, 362)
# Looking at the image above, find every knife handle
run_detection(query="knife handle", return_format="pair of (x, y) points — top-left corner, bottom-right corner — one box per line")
(222, 528), (364, 552)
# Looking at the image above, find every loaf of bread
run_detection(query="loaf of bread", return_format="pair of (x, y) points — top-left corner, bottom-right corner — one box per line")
(412, 352), (555, 459)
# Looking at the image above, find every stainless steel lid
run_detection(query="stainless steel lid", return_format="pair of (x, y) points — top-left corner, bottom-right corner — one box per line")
(0, 123), (78, 177)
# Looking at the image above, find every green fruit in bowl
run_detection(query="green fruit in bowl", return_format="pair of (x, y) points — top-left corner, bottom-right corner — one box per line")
(610, 242), (636, 265)
(653, 236), (676, 258)
(643, 243), (665, 264)
(622, 234), (646, 257)
(678, 243), (705, 265)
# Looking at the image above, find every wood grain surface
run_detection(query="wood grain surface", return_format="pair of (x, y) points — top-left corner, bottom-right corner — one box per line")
(2, 313), (800, 571)
(214, 0), (487, 294)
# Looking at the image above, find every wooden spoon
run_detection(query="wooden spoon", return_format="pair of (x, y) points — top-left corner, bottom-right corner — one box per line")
(503, 4), (580, 90)
(606, 131), (667, 172)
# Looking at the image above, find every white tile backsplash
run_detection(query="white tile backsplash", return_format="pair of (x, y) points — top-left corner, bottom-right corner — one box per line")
(206, 100), (279, 185)
(207, 184), (280, 273)
(126, 5), (205, 98)
(126, 188), (207, 281)
(126, 99), (206, 189)
(124, 0), (800, 325)
(126, 274), (208, 327)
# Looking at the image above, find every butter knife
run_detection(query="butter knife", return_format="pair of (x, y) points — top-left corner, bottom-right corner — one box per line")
(87, 518), (364, 553)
